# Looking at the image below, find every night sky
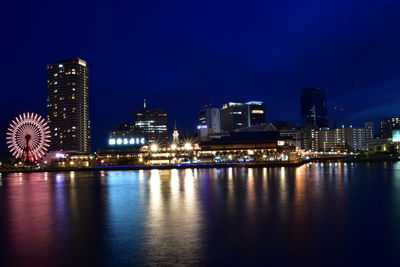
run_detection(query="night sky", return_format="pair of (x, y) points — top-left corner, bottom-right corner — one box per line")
(2, 0), (400, 151)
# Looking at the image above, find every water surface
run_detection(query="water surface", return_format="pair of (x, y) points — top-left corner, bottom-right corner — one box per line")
(1, 162), (400, 266)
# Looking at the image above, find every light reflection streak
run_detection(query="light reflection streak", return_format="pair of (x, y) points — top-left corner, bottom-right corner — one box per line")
(246, 168), (255, 213)
(70, 171), (76, 185)
(144, 168), (202, 264)
(170, 169), (180, 195)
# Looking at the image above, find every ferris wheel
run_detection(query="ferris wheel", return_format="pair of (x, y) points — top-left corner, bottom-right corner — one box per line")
(6, 113), (51, 164)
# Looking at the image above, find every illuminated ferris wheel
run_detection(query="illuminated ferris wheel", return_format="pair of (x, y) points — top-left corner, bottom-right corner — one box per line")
(6, 113), (51, 164)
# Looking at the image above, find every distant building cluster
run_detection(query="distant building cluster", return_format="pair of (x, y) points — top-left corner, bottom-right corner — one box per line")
(107, 99), (168, 149)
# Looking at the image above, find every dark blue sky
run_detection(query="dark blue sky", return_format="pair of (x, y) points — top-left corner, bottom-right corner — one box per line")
(2, 0), (400, 151)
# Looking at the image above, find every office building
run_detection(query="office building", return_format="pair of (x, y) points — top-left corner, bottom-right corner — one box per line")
(47, 58), (90, 153)
(300, 88), (329, 128)
(380, 117), (400, 138)
(220, 101), (265, 132)
(198, 108), (221, 141)
(134, 99), (168, 143)
(246, 101), (265, 126)
(198, 108), (221, 133)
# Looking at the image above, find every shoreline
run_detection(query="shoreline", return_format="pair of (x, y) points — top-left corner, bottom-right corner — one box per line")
(1, 158), (399, 174)
(0, 160), (309, 174)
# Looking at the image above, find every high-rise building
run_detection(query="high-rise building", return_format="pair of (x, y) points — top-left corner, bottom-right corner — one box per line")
(47, 58), (90, 153)
(220, 102), (248, 131)
(220, 101), (265, 132)
(134, 99), (168, 143)
(380, 117), (400, 138)
(246, 101), (265, 126)
(300, 88), (329, 128)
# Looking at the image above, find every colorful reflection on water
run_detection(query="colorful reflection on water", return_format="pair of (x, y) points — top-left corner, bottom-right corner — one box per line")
(1, 162), (400, 266)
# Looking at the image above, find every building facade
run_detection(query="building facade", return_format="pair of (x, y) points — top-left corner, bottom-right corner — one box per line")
(246, 101), (265, 126)
(47, 58), (90, 153)
(380, 117), (400, 138)
(198, 108), (221, 133)
(300, 88), (329, 128)
(235, 121), (302, 148)
(220, 101), (265, 132)
(309, 122), (373, 152)
(134, 100), (168, 143)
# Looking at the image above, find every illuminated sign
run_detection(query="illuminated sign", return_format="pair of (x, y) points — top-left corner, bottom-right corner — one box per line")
(251, 110), (264, 114)
(392, 130), (400, 142)
(109, 137), (146, 146)
(197, 125), (208, 130)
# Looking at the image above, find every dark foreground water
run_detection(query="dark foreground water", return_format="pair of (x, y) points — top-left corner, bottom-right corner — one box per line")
(1, 162), (400, 266)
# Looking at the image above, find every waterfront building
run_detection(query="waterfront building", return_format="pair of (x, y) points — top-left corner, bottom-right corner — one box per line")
(199, 131), (298, 162)
(108, 128), (147, 147)
(47, 58), (90, 153)
(309, 122), (374, 152)
(134, 99), (168, 143)
(380, 117), (400, 138)
(220, 101), (265, 132)
(52, 131), (300, 167)
(300, 88), (329, 128)
(235, 121), (302, 148)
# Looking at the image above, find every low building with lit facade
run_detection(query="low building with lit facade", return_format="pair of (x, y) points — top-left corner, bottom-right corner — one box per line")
(50, 131), (301, 167)
(134, 99), (168, 143)
(199, 131), (299, 162)
(235, 121), (302, 148)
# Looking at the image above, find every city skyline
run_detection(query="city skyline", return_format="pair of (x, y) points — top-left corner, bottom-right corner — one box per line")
(2, 0), (400, 152)
(3, 2), (400, 266)
(0, 56), (395, 152)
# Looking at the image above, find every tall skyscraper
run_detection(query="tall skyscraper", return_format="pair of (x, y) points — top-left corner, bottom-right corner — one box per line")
(134, 99), (168, 143)
(220, 101), (265, 132)
(300, 88), (329, 128)
(47, 58), (90, 153)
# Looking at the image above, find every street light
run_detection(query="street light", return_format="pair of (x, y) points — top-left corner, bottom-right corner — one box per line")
(150, 144), (158, 152)
(184, 143), (192, 150)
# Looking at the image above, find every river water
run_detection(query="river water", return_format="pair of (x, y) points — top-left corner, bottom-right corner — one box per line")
(1, 162), (400, 266)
